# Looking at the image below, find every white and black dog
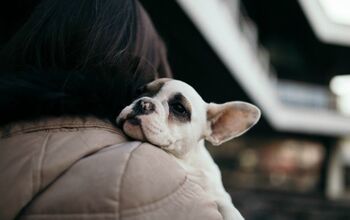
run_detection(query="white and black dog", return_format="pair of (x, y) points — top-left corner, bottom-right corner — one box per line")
(117, 78), (260, 220)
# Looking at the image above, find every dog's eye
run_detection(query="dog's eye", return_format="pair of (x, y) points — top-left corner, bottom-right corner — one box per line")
(170, 102), (187, 116)
(170, 102), (187, 115)
(168, 95), (191, 122)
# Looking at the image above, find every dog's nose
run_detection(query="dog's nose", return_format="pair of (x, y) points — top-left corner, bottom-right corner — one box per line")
(133, 99), (155, 115)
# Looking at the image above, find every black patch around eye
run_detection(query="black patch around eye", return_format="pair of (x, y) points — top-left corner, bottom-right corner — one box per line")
(168, 93), (191, 122)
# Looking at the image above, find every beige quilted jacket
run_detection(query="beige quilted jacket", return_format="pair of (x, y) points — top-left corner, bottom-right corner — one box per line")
(0, 117), (222, 220)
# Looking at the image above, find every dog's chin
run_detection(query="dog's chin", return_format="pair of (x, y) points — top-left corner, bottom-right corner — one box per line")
(123, 121), (146, 141)
(122, 117), (175, 150)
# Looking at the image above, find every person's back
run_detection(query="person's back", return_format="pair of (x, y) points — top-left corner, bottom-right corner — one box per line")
(0, 0), (224, 219)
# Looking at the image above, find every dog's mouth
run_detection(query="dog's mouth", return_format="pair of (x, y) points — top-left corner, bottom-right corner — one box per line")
(126, 115), (141, 126)
(118, 112), (174, 149)
(119, 113), (148, 142)
(118, 112), (140, 126)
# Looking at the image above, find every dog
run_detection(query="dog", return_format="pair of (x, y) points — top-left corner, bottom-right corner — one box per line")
(117, 78), (261, 220)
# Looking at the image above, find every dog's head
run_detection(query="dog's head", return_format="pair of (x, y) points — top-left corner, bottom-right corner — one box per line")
(117, 78), (260, 156)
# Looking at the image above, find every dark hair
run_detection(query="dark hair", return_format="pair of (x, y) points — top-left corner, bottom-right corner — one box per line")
(0, 0), (172, 125)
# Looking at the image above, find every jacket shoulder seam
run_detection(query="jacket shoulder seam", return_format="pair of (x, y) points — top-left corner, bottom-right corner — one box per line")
(121, 175), (191, 217)
(118, 142), (144, 220)
(119, 143), (191, 217)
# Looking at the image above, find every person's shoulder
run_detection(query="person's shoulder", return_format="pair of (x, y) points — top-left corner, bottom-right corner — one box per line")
(116, 142), (187, 209)
(112, 142), (222, 220)
(17, 140), (222, 220)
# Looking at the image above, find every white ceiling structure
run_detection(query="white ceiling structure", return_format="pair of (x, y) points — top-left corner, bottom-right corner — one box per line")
(299, 0), (350, 46)
(176, 0), (350, 136)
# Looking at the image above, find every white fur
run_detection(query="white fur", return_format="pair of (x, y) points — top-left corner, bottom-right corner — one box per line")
(117, 79), (261, 220)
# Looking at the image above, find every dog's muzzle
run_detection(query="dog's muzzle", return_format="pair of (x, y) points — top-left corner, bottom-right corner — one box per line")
(132, 99), (155, 115)
(117, 98), (156, 127)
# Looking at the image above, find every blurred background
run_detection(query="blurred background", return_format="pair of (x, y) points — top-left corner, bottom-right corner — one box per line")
(141, 0), (350, 219)
(3, 0), (350, 219)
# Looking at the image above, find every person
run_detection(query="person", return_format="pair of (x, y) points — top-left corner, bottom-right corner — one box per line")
(0, 0), (223, 220)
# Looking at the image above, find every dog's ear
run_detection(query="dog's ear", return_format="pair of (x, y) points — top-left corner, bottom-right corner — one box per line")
(205, 101), (260, 146)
